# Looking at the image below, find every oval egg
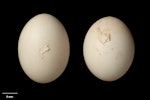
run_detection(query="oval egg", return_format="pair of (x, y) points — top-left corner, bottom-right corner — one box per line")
(83, 16), (135, 81)
(18, 13), (70, 84)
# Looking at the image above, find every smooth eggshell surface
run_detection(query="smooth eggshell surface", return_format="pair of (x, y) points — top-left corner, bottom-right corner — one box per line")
(18, 13), (70, 84)
(83, 16), (135, 81)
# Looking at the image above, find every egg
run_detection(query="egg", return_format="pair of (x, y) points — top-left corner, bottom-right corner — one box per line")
(83, 16), (135, 81)
(18, 13), (70, 84)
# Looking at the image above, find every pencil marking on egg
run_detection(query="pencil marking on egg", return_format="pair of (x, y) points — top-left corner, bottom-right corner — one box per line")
(40, 44), (50, 59)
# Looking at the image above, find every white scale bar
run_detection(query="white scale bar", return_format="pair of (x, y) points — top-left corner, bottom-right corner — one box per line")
(2, 92), (18, 94)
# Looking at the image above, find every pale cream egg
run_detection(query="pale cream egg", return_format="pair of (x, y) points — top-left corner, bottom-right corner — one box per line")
(83, 16), (135, 81)
(18, 13), (70, 84)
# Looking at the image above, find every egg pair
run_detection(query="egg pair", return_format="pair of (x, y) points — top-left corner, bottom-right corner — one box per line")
(18, 13), (135, 84)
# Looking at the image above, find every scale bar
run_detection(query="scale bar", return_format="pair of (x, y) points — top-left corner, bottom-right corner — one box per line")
(2, 92), (18, 94)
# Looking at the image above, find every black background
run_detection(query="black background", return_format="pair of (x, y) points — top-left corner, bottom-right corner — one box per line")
(0, 0), (149, 99)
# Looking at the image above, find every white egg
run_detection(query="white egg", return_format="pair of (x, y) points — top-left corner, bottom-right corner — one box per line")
(83, 16), (135, 81)
(18, 13), (70, 84)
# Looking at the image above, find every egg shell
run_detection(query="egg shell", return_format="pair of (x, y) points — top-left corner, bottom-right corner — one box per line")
(83, 16), (135, 81)
(18, 13), (70, 84)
